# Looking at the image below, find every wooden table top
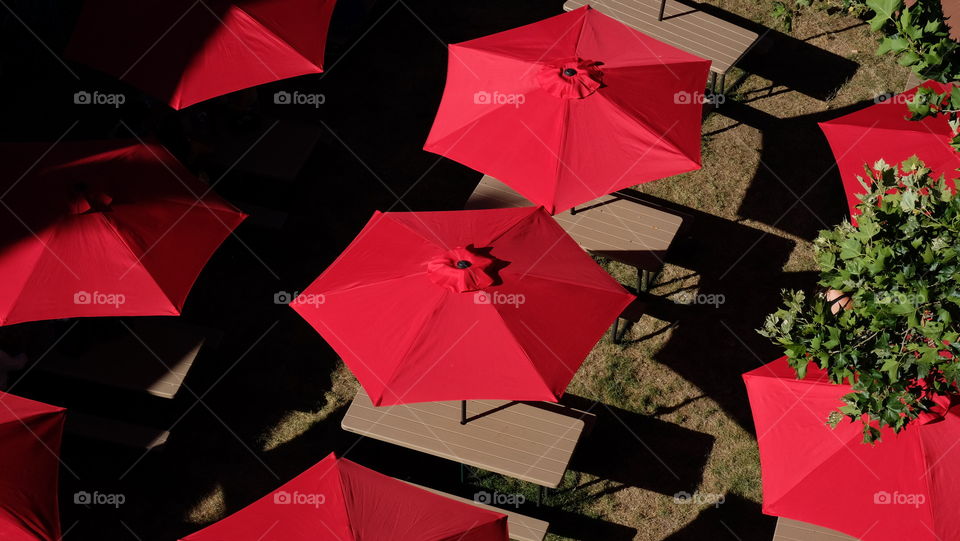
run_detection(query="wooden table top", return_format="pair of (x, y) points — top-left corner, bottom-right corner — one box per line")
(342, 389), (594, 488)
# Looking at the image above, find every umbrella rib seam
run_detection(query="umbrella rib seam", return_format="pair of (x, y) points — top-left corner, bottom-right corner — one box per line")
(761, 427), (860, 512)
(916, 430), (938, 534)
(231, 4), (322, 68)
(333, 461), (359, 541)
(488, 303), (556, 399)
(379, 292), (451, 403)
(4, 226), (74, 324)
(484, 207), (543, 245)
(96, 211), (180, 307)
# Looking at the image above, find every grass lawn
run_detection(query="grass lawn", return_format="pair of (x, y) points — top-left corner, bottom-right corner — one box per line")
(0, 0), (915, 539)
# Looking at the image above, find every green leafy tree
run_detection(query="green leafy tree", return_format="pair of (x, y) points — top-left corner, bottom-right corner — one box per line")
(906, 84), (960, 152)
(760, 158), (960, 443)
(868, 0), (960, 81)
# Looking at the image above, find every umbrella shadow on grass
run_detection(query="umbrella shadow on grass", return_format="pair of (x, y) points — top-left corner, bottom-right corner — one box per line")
(725, 99), (887, 241)
(661, 493), (775, 541)
(604, 189), (808, 431)
(694, 5), (860, 102)
(562, 395), (715, 498)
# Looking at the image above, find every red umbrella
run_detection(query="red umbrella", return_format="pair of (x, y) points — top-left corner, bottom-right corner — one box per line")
(423, 6), (711, 214)
(66, 0), (338, 109)
(819, 80), (960, 221)
(181, 452), (509, 540)
(291, 207), (634, 406)
(743, 357), (960, 540)
(0, 141), (247, 326)
(0, 392), (65, 541)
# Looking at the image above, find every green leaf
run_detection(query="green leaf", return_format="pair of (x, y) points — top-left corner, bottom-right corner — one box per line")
(901, 189), (918, 211)
(950, 87), (960, 109)
(878, 36), (910, 54)
(866, 0), (901, 29)
(897, 51), (922, 66)
(881, 358), (900, 380)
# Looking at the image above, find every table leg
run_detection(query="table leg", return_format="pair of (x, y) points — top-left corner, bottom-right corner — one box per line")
(640, 269), (652, 292)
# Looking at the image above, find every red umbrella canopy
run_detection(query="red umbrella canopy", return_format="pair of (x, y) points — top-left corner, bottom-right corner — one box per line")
(819, 81), (960, 221)
(0, 392), (65, 541)
(181, 453), (509, 540)
(423, 6), (711, 214)
(743, 357), (960, 540)
(0, 141), (247, 326)
(291, 207), (635, 406)
(66, 0), (338, 109)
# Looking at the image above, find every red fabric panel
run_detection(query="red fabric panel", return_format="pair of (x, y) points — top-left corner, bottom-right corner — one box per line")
(819, 81), (960, 221)
(744, 358), (960, 540)
(182, 454), (508, 541)
(0, 392), (65, 541)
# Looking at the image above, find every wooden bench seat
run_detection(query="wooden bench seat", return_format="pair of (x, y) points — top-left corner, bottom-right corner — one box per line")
(66, 412), (170, 450)
(564, 0), (759, 78)
(342, 389), (594, 488)
(39, 318), (209, 400)
(774, 518), (860, 541)
(404, 482), (549, 541)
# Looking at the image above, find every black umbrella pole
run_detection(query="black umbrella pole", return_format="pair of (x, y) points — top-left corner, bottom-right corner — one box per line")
(461, 400), (468, 425)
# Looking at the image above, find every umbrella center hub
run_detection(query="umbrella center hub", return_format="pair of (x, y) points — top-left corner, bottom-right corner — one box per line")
(71, 183), (113, 214)
(426, 246), (496, 293)
(537, 58), (603, 100)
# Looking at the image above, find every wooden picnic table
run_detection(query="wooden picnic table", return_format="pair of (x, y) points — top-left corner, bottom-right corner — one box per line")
(466, 175), (684, 279)
(39, 318), (209, 400)
(404, 482), (549, 541)
(774, 518), (859, 541)
(342, 388), (594, 489)
(563, 0), (759, 90)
